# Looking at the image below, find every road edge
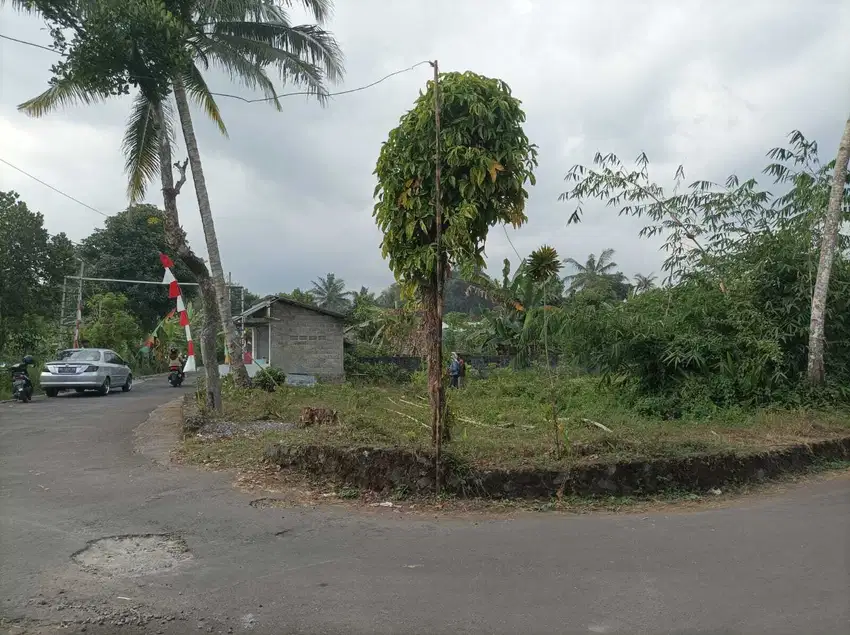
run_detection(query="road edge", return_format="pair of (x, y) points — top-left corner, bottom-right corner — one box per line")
(133, 397), (183, 466)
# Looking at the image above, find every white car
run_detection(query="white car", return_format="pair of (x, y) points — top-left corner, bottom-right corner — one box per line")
(40, 348), (133, 397)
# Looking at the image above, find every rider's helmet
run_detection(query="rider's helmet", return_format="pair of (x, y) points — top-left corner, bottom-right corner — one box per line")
(170, 347), (177, 355)
(23, 355), (34, 365)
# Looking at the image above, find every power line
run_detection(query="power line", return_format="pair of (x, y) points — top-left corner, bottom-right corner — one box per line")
(0, 33), (430, 104)
(212, 61), (432, 104)
(0, 33), (57, 52)
(0, 157), (109, 218)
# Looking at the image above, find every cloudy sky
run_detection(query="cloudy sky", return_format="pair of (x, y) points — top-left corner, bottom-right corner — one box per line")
(1, 0), (849, 296)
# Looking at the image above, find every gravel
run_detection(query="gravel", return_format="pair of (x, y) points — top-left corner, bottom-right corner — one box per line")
(195, 420), (295, 440)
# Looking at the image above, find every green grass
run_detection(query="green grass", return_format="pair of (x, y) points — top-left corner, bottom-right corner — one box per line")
(182, 370), (850, 471)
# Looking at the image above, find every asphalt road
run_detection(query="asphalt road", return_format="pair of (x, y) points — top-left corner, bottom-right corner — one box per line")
(1, 379), (848, 635)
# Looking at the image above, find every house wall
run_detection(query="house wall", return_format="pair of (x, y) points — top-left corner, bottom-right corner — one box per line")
(269, 302), (345, 380)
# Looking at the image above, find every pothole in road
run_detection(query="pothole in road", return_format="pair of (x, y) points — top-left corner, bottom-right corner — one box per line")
(71, 534), (191, 577)
(249, 497), (293, 509)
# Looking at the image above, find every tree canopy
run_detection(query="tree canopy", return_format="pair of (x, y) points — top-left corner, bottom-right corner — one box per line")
(373, 70), (538, 288)
(78, 204), (196, 330)
(0, 191), (76, 354)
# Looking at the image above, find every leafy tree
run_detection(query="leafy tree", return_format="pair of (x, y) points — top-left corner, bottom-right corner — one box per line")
(373, 70), (537, 452)
(17, 0), (345, 387)
(562, 249), (629, 299)
(351, 286), (376, 308)
(775, 121), (850, 384)
(310, 273), (351, 313)
(78, 204), (196, 330)
(81, 292), (142, 359)
(559, 134), (850, 407)
(0, 191), (76, 355)
(444, 270), (493, 314)
(633, 273), (657, 294)
(280, 288), (317, 307)
(376, 283), (403, 308)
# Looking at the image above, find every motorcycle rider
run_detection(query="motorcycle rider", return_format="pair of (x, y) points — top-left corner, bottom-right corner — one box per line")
(168, 348), (185, 381)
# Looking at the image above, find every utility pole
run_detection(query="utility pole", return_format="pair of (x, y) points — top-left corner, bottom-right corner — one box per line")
(430, 59), (445, 492)
(58, 276), (68, 347)
(73, 260), (84, 348)
(224, 272), (233, 364)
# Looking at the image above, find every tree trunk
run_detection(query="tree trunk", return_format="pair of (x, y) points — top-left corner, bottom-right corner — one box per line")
(807, 113), (850, 384)
(197, 276), (222, 411)
(421, 282), (448, 448)
(171, 76), (249, 386)
(156, 103), (222, 411)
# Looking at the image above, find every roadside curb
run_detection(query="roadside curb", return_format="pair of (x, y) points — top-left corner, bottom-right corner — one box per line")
(265, 436), (850, 499)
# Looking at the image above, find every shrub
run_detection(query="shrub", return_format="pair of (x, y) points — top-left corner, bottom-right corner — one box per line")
(253, 367), (286, 392)
(344, 352), (413, 384)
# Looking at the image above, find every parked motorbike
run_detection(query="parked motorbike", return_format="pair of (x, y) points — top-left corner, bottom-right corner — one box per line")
(1, 355), (35, 402)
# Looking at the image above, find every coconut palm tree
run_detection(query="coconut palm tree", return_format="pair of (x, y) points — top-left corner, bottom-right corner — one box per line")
(633, 272), (657, 294)
(562, 248), (621, 292)
(17, 0), (344, 384)
(310, 273), (351, 312)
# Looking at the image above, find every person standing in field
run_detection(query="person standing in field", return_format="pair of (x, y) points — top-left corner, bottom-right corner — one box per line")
(448, 352), (461, 389)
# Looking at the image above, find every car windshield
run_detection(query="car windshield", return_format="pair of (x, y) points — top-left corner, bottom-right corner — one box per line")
(56, 350), (101, 362)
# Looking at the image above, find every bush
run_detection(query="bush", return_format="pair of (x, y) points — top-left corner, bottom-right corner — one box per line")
(253, 366), (286, 392)
(344, 352), (413, 384)
(559, 228), (850, 415)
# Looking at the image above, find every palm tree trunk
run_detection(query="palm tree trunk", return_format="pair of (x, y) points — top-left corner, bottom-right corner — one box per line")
(156, 103), (222, 411)
(172, 75), (250, 386)
(807, 114), (850, 384)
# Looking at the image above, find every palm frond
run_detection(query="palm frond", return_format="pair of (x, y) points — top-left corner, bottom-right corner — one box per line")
(195, 36), (283, 108)
(17, 77), (106, 118)
(598, 247), (616, 267)
(562, 257), (586, 272)
(122, 92), (168, 202)
(180, 62), (228, 136)
(203, 21), (343, 102)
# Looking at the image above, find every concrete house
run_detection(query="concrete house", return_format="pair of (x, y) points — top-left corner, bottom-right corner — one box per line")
(236, 295), (346, 381)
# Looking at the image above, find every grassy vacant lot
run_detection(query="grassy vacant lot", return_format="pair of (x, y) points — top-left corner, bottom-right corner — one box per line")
(182, 370), (850, 471)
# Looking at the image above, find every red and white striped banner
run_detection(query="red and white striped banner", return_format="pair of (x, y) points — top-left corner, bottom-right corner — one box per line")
(159, 253), (196, 372)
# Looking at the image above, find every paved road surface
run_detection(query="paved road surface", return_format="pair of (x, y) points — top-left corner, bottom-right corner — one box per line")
(1, 379), (848, 635)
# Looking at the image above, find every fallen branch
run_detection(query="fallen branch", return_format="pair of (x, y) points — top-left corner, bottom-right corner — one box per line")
(559, 416), (614, 433)
(400, 398), (426, 409)
(386, 408), (428, 429)
(582, 418), (613, 433)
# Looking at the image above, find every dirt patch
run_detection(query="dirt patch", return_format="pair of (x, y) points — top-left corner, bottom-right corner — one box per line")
(71, 534), (191, 577)
(265, 437), (850, 499)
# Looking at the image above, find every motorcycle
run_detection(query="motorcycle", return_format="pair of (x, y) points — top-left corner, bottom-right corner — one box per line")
(168, 359), (185, 388)
(2, 356), (35, 402)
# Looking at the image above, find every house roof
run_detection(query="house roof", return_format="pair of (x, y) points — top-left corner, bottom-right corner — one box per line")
(235, 295), (346, 321)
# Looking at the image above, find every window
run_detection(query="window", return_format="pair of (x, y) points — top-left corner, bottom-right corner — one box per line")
(57, 349), (101, 362)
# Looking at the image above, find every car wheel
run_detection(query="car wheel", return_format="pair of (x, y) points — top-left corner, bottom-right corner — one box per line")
(45, 388), (59, 398)
(99, 377), (111, 396)
(122, 374), (133, 392)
